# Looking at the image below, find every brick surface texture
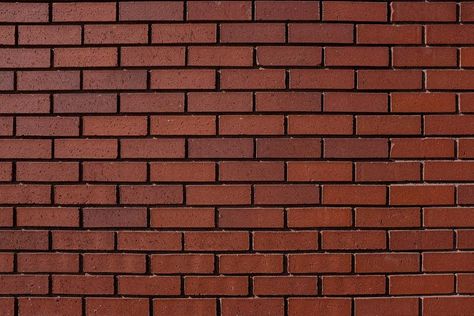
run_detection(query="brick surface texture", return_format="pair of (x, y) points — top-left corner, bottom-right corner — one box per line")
(0, 0), (472, 315)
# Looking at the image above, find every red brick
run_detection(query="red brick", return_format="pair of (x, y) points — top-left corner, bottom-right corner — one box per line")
(390, 185), (455, 206)
(83, 70), (147, 90)
(83, 162), (146, 182)
(355, 298), (418, 316)
(355, 253), (420, 273)
(0, 72), (13, 90)
(219, 161), (284, 181)
(355, 162), (420, 182)
(254, 276), (317, 295)
(118, 231), (181, 251)
(423, 297), (474, 316)
(218, 207), (284, 228)
(324, 92), (388, 112)
(0, 48), (50, 68)
(423, 252), (474, 272)
(393, 47), (457, 67)
(0, 26), (14, 45)
(16, 117), (79, 136)
(16, 207), (78, 227)
(18, 71), (80, 91)
(118, 276), (180, 295)
(185, 232), (249, 251)
(255, 184), (319, 205)
(188, 1), (251, 21)
(55, 139), (117, 159)
(121, 46), (184, 67)
(287, 207), (352, 228)
(151, 254), (214, 274)
(322, 275), (385, 295)
(0, 3), (48, 22)
(390, 274), (454, 295)
(253, 231), (318, 251)
(289, 23), (353, 43)
(258, 45), (321, 65)
(153, 299), (216, 316)
(324, 138), (388, 159)
(0, 253), (13, 272)
(52, 231), (114, 251)
(462, 3), (474, 22)
(219, 254), (283, 274)
(390, 230), (453, 250)
(86, 298), (148, 316)
(221, 299), (284, 316)
(151, 207), (215, 228)
(151, 69), (215, 89)
(53, 275), (114, 295)
(322, 230), (386, 250)
(186, 185), (251, 205)
(83, 253), (145, 273)
(53, 2), (116, 22)
(188, 92), (252, 112)
(55, 47), (117, 67)
(0, 275), (48, 294)
(256, 1), (319, 21)
(152, 24), (216, 43)
(357, 25), (422, 44)
(0, 208), (13, 227)
(325, 47), (388, 67)
(150, 162), (215, 182)
(54, 93), (117, 113)
(358, 70), (422, 90)
(290, 69), (354, 89)
(185, 276), (248, 296)
(287, 162), (352, 182)
(323, 1), (387, 22)
(458, 274), (474, 293)
(120, 1), (183, 21)
(220, 115), (283, 135)
(391, 93), (455, 113)
(221, 69), (285, 90)
(458, 230), (474, 249)
(84, 207), (146, 228)
(288, 298), (351, 316)
(151, 115), (215, 135)
(256, 92), (321, 112)
(0, 185), (51, 204)
(121, 139), (184, 158)
(459, 139), (474, 158)
(257, 138), (321, 158)
(19, 25), (81, 45)
(121, 93), (184, 113)
(288, 253), (351, 273)
(83, 116), (147, 136)
(356, 207), (421, 228)
(120, 185), (182, 205)
(221, 23), (285, 43)
(427, 25), (474, 44)
(0, 230), (48, 250)
(0, 94), (50, 114)
(288, 115), (352, 135)
(392, 2), (456, 22)
(19, 298), (82, 316)
(16, 162), (78, 182)
(55, 185), (116, 205)
(189, 138), (253, 158)
(84, 24), (148, 44)
(424, 207), (474, 227)
(391, 138), (455, 159)
(17, 253), (79, 273)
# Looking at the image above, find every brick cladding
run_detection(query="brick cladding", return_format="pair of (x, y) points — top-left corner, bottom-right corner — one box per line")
(0, 1), (472, 315)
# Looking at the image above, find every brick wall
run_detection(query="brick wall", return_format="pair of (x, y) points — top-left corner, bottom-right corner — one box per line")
(0, 1), (472, 315)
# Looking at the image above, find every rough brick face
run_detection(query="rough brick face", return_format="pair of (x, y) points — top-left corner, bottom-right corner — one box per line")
(0, 1), (471, 315)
